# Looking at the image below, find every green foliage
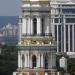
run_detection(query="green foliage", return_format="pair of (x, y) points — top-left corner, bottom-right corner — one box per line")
(67, 58), (75, 75)
(56, 54), (75, 75)
(0, 44), (18, 75)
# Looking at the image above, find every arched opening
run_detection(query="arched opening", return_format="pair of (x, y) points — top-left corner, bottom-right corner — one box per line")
(44, 55), (48, 69)
(33, 18), (37, 35)
(41, 18), (45, 36)
(32, 55), (36, 68)
(22, 54), (25, 68)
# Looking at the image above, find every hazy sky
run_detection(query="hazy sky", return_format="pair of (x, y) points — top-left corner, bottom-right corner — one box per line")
(0, 0), (75, 16)
(0, 0), (21, 16)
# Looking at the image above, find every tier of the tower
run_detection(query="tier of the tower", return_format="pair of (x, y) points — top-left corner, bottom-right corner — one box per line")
(18, 0), (54, 45)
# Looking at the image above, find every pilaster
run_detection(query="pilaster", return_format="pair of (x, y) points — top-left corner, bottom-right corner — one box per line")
(30, 55), (32, 68)
(18, 53), (21, 68)
(27, 17), (31, 35)
(22, 17), (27, 34)
(27, 54), (30, 68)
(72, 25), (74, 52)
(37, 17), (41, 35)
(25, 54), (28, 68)
(30, 18), (33, 35)
(68, 25), (70, 52)
(37, 54), (41, 68)
(41, 54), (44, 68)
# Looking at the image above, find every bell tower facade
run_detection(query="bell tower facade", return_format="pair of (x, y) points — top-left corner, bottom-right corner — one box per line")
(13, 0), (57, 75)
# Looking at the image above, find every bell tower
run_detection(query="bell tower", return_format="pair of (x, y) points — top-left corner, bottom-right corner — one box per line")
(13, 0), (57, 75)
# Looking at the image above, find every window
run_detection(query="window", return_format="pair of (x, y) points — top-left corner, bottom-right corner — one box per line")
(70, 25), (72, 51)
(54, 18), (59, 23)
(62, 9), (75, 13)
(66, 18), (75, 23)
(45, 55), (48, 69)
(32, 55), (36, 68)
(33, 18), (37, 35)
(22, 54), (25, 68)
(58, 25), (61, 52)
(41, 18), (44, 35)
(66, 25), (68, 52)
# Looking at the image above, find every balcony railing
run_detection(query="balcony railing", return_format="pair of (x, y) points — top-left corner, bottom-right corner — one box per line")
(22, 33), (52, 38)
(17, 45), (56, 52)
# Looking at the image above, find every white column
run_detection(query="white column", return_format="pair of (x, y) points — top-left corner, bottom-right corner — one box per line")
(20, 53), (22, 68)
(57, 25), (59, 52)
(37, 17), (41, 35)
(48, 17), (50, 34)
(72, 25), (74, 52)
(45, 17), (50, 35)
(30, 55), (32, 68)
(30, 18), (33, 35)
(27, 17), (31, 35)
(45, 72), (48, 75)
(51, 16), (55, 37)
(27, 55), (30, 68)
(13, 72), (17, 75)
(18, 52), (21, 68)
(64, 25), (66, 52)
(25, 54), (27, 68)
(48, 53), (56, 69)
(37, 54), (41, 68)
(63, 15), (66, 52)
(48, 52), (56, 69)
(22, 17), (27, 34)
(61, 24), (63, 52)
(52, 53), (56, 68)
(41, 54), (44, 68)
(68, 25), (70, 52)
(18, 22), (22, 42)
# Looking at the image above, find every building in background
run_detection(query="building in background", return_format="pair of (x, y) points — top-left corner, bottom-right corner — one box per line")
(0, 23), (18, 44)
(50, 0), (75, 52)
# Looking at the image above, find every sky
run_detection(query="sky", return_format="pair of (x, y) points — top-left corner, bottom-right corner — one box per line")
(0, 0), (21, 16)
(0, 0), (75, 16)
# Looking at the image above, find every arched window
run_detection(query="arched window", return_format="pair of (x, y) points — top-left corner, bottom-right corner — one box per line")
(33, 18), (37, 35)
(41, 18), (44, 35)
(32, 55), (36, 68)
(44, 55), (48, 69)
(22, 54), (25, 68)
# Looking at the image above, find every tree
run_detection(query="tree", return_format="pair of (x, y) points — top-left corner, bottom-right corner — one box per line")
(0, 44), (18, 75)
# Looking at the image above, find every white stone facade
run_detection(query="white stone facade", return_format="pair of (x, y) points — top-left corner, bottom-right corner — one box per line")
(18, 51), (56, 69)
(13, 0), (57, 75)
